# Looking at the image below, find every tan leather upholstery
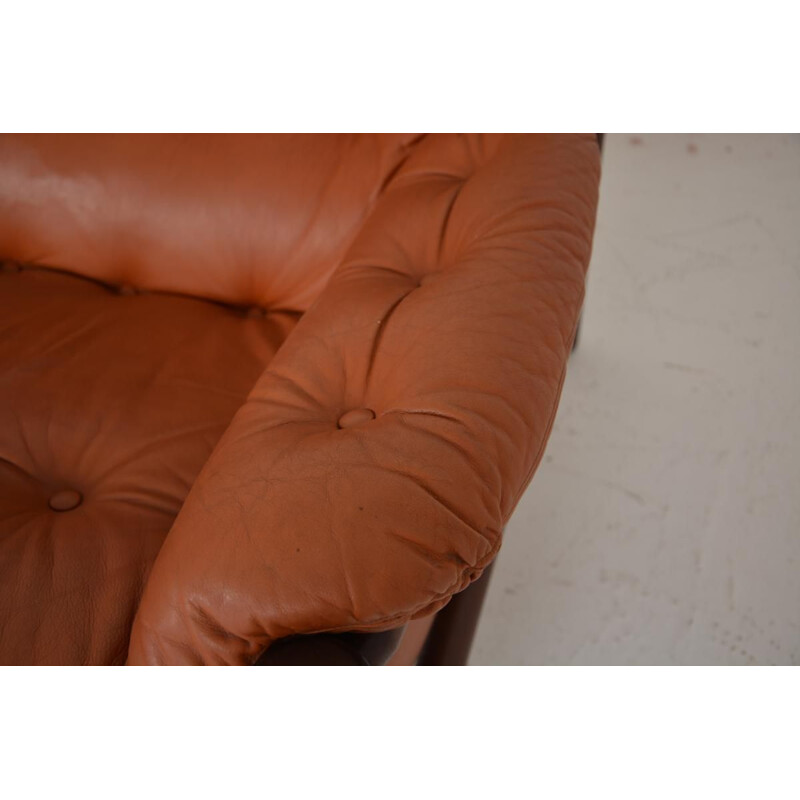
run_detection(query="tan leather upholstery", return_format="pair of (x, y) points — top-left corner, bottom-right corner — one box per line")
(0, 134), (600, 665)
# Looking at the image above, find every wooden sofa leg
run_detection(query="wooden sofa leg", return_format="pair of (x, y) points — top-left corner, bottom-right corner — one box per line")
(417, 561), (496, 666)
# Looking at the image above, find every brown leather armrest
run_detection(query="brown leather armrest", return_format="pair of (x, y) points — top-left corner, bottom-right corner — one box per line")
(127, 134), (601, 666)
(254, 627), (405, 666)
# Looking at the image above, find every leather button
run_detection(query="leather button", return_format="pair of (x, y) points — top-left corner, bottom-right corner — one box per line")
(246, 306), (267, 319)
(118, 284), (137, 296)
(2, 260), (20, 273)
(337, 408), (376, 429)
(49, 489), (82, 512)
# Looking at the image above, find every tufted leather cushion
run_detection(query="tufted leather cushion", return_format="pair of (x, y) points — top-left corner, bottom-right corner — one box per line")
(0, 266), (297, 664)
(0, 133), (599, 665)
(0, 134), (423, 312)
(127, 134), (601, 665)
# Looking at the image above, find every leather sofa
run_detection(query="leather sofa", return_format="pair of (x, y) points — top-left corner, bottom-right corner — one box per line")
(0, 134), (600, 665)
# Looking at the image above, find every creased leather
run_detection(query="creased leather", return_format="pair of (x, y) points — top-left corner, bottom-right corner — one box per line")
(125, 134), (601, 665)
(0, 267), (298, 664)
(0, 134), (421, 312)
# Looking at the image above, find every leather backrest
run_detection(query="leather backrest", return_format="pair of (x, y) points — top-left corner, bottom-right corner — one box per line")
(0, 134), (421, 311)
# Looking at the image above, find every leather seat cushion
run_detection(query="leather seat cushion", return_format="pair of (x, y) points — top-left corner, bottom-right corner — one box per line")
(0, 265), (298, 664)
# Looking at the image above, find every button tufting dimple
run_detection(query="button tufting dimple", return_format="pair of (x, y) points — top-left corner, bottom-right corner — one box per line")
(49, 489), (83, 512)
(117, 284), (137, 296)
(337, 408), (376, 429)
(419, 273), (435, 287)
(246, 306), (267, 319)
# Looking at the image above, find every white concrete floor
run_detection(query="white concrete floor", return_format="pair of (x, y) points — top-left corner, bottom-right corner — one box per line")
(470, 134), (800, 665)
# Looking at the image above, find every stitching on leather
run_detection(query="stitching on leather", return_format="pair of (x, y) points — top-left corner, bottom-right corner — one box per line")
(363, 288), (414, 390)
(436, 181), (464, 267)
(376, 133), (429, 196)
